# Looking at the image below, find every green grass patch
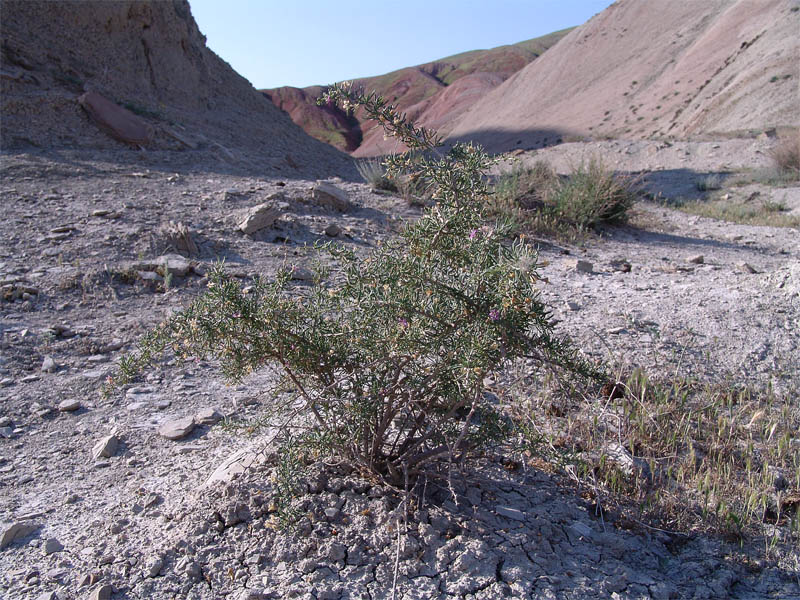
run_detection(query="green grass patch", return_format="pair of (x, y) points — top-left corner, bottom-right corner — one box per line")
(677, 196), (800, 228)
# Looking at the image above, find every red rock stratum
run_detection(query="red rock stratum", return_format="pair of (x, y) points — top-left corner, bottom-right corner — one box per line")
(263, 30), (571, 156)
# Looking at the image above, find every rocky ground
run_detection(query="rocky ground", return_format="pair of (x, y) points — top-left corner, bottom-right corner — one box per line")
(0, 138), (798, 599)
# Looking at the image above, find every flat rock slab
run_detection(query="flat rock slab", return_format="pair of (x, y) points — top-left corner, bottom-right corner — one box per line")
(155, 254), (193, 277)
(1, 521), (39, 548)
(194, 407), (223, 425)
(78, 91), (153, 146)
(239, 202), (282, 234)
(202, 447), (268, 488)
(158, 417), (195, 440)
(496, 505), (526, 521)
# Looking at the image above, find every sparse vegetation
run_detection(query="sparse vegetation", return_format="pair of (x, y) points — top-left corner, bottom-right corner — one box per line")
(491, 157), (638, 238)
(513, 367), (800, 550)
(696, 173), (723, 191)
(677, 196), (800, 228)
(769, 134), (800, 180)
(355, 157), (397, 192)
(112, 83), (601, 493)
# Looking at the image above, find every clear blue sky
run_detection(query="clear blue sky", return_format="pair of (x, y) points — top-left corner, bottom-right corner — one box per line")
(188, 0), (615, 90)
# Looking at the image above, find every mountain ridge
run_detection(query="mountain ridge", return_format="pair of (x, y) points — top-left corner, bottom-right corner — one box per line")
(263, 29), (572, 156)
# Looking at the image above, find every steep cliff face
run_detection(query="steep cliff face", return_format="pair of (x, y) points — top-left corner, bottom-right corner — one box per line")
(0, 0), (353, 177)
(447, 0), (800, 153)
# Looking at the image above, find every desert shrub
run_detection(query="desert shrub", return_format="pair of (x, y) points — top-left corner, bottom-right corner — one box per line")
(549, 158), (637, 229)
(491, 158), (637, 237)
(356, 157), (397, 192)
(769, 134), (800, 179)
(111, 83), (600, 487)
(696, 173), (723, 191)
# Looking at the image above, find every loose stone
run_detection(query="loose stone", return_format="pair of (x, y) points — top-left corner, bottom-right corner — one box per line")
(239, 202), (282, 235)
(43, 537), (63, 554)
(92, 435), (118, 460)
(90, 584), (113, 600)
(58, 399), (80, 412)
(567, 259), (593, 273)
(737, 262), (758, 274)
(1, 521), (39, 548)
(194, 407), (223, 425)
(158, 417), (195, 440)
(41, 356), (56, 373)
(312, 182), (352, 212)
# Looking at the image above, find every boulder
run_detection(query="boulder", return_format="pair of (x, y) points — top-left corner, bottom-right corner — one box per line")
(78, 91), (153, 146)
(1, 521), (39, 548)
(312, 182), (352, 212)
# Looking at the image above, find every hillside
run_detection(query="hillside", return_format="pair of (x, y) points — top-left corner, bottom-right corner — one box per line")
(447, 0), (800, 152)
(0, 0), (353, 178)
(263, 29), (571, 156)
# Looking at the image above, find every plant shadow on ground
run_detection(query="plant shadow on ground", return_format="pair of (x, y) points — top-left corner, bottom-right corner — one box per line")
(639, 168), (800, 228)
(640, 168), (735, 203)
(597, 218), (756, 251)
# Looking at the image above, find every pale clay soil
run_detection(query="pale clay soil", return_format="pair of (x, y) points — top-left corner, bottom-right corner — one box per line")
(0, 138), (798, 600)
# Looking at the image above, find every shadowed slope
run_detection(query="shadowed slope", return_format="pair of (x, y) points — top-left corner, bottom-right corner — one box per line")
(0, 0), (354, 178)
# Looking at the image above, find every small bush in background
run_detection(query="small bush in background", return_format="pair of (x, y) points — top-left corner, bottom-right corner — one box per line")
(696, 173), (723, 192)
(491, 157), (638, 238)
(549, 158), (637, 228)
(769, 133), (800, 180)
(356, 157), (397, 192)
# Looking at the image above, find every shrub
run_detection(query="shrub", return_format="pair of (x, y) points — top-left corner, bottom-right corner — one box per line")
(111, 83), (600, 487)
(355, 157), (397, 192)
(769, 134), (800, 180)
(696, 174), (723, 192)
(549, 158), (637, 228)
(491, 158), (637, 237)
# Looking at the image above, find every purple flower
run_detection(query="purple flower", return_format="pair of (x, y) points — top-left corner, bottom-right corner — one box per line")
(488, 309), (500, 322)
(469, 229), (478, 240)
(398, 318), (409, 329)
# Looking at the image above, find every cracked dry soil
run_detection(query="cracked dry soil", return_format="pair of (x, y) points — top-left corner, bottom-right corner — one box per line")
(0, 140), (798, 600)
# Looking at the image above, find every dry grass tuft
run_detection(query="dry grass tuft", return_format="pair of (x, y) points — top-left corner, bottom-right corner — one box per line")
(510, 367), (800, 561)
(490, 158), (639, 240)
(769, 134), (800, 180)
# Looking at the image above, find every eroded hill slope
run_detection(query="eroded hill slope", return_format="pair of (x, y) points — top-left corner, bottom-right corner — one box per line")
(447, 0), (800, 152)
(263, 29), (571, 156)
(0, 0), (353, 178)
